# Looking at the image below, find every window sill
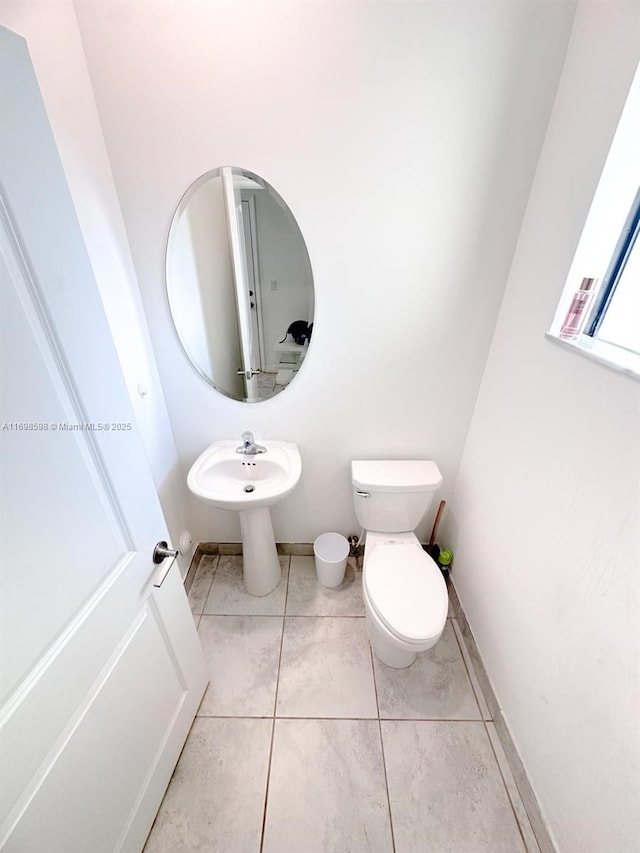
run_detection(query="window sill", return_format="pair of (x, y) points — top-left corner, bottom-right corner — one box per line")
(545, 333), (640, 381)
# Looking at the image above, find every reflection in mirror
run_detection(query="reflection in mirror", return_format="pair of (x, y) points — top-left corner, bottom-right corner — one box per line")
(166, 167), (314, 402)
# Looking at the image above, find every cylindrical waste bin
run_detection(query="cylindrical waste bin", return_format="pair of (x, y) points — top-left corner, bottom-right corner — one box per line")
(314, 532), (349, 588)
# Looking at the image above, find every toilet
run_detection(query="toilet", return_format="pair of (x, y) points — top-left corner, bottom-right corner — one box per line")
(352, 460), (448, 668)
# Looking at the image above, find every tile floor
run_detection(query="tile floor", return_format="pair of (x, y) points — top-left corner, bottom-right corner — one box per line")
(144, 554), (540, 853)
(257, 371), (292, 400)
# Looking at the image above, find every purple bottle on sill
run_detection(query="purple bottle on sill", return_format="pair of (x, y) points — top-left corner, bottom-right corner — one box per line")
(559, 277), (597, 340)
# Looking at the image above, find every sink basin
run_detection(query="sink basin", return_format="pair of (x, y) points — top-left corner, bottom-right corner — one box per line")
(187, 439), (302, 597)
(187, 440), (301, 510)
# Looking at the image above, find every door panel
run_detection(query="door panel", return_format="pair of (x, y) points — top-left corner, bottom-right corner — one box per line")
(0, 248), (126, 701)
(4, 604), (186, 853)
(0, 552), (155, 827)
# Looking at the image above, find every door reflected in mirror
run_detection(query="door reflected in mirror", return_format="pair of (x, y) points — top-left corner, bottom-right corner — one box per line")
(166, 167), (314, 401)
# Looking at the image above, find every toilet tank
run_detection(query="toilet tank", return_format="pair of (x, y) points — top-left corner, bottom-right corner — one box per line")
(351, 460), (442, 533)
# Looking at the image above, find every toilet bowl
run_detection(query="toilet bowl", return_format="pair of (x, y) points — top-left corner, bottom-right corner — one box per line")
(352, 460), (448, 668)
(362, 532), (448, 668)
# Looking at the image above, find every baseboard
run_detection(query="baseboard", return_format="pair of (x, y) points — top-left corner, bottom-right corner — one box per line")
(276, 542), (314, 555)
(447, 579), (557, 853)
(195, 541), (316, 556)
(183, 546), (202, 595)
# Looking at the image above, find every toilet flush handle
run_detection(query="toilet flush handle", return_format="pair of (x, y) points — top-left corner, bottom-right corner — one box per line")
(355, 490), (370, 498)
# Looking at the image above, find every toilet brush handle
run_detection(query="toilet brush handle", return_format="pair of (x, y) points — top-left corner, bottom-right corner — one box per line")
(429, 500), (446, 548)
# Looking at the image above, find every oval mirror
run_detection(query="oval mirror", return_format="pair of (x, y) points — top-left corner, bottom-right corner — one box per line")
(166, 167), (314, 402)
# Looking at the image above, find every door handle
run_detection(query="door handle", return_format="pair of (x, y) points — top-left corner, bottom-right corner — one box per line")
(153, 541), (178, 563)
(152, 540), (178, 588)
(354, 490), (370, 498)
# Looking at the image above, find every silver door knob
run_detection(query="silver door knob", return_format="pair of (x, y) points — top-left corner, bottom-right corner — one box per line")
(153, 541), (179, 564)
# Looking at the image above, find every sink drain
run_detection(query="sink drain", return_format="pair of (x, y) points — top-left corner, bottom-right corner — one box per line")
(243, 485), (255, 493)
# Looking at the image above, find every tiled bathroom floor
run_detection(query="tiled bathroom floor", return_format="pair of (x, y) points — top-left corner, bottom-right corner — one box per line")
(144, 554), (541, 853)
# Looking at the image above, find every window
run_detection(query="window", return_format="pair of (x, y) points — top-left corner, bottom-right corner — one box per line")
(548, 64), (640, 379)
(585, 188), (640, 355)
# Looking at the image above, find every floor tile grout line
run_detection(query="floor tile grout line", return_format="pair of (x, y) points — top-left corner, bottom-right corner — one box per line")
(259, 554), (290, 853)
(195, 714), (494, 722)
(198, 613), (285, 620)
(198, 612), (366, 619)
(280, 612), (366, 618)
(369, 644), (397, 853)
(451, 615), (533, 851)
(198, 610), (450, 619)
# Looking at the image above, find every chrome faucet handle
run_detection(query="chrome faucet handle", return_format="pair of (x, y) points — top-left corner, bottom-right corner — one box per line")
(236, 430), (267, 456)
(236, 430), (267, 455)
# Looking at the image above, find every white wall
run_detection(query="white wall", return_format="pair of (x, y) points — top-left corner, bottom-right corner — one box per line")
(72, 0), (576, 545)
(447, 3), (640, 851)
(0, 1), (195, 575)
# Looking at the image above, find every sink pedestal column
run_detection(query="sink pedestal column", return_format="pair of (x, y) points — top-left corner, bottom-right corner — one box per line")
(239, 507), (281, 596)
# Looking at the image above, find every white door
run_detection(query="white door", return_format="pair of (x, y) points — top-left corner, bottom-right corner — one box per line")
(0, 27), (207, 853)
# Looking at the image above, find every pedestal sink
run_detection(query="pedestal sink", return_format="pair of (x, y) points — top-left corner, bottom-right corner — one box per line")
(187, 440), (302, 596)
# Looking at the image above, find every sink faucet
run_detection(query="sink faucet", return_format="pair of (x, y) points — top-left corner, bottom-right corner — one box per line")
(236, 430), (267, 456)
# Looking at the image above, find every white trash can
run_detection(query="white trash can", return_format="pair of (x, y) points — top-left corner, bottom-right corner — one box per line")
(314, 532), (349, 588)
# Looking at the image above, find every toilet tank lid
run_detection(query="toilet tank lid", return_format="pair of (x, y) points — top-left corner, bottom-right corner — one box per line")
(351, 460), (442, 493)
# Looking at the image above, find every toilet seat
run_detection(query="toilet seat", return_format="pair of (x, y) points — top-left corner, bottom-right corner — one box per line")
(364, 543), (447, 644)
